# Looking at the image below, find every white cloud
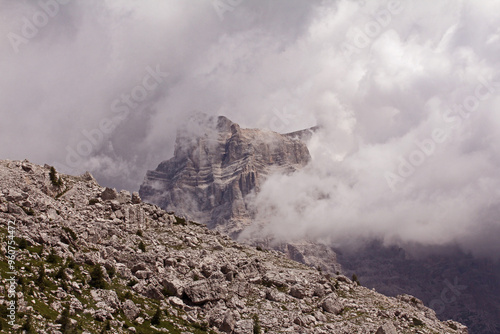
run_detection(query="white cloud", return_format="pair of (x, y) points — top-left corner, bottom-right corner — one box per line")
(1, 0), (500, 255)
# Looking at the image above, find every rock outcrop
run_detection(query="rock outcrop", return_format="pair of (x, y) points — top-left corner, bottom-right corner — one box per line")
(138, 115), (340, 274)
(138, 115), (496, 333)
(338, 240), (500, 334)
(139, 114), (311, 234)
(0, 159), (468, 333)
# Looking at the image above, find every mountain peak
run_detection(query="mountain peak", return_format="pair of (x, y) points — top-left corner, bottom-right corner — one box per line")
(140, 115), (311, 233)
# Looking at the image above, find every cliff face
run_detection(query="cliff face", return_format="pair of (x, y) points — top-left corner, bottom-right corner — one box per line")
(137, 115), (496, 333)
(0, 160), (468, 334)
(338, 241), (500, 334)
(139, 115), (311, 233)
(139, 115), (341, 274)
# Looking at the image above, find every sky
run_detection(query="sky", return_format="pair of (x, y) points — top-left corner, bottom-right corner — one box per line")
(1, 0), (499, 257)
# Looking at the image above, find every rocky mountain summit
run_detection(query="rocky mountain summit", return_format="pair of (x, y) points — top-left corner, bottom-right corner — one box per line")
(139, 114), (311, 235)
(0, 159), (468, 333)
(138, 115), (340, 274)
(137, 115), (498, 334)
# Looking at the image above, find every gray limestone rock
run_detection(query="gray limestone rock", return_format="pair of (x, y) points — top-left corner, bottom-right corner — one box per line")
(131, 192), (141, 204)
(322, 295), (343, 315)
(122, 299), (140, 321)
(139, 115), (310, 232)
(220, 311), (236, 333)
(184, 279), (226, 304)
(162, 277), (184, 297)
(101, 187), (118, 201)
(375, 322), (398, 334)
(0, 160), (469, 334)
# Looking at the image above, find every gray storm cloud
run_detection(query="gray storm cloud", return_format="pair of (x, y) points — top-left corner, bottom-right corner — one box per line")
(1, 0), (499, 255)
(239, 0), (500, 257)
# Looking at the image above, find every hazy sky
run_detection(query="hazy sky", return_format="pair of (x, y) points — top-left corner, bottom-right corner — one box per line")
(1, 0), (499, 256)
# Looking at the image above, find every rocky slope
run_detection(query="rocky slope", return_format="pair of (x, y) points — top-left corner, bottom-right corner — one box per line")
(139, 114), (311, 235)
(338, 241), (500, 334)
(0, 159), (468, 333)
(138, 116), (497, 333)
(138, 115), (341, 274)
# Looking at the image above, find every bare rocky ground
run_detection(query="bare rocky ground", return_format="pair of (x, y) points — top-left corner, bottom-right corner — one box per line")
(0, 160), (468, 334)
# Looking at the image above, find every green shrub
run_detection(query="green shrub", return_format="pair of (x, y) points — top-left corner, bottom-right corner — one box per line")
(66, 258), (77, 269)
(136, 230), (143, 237)
(56, 306), (74, 333)
(106, 266), (116, 279)
(89, 265), (107, 289)
(54, 266), (67, 280)
(174, 216), (186, 225)
(47, 248), (59, 264)
(88, 198), (99, 205)
(63, 227), (78, 241)
(138, 241), (146, 252)
(352, 273), (360, 286)
(412, 318), (424, 326)
(0, 304), (8, 318)
(37, 265), (46, 290)
(22, 206), (35, 216)
(161, 287), (174, 297)
(100, 320), (111, 333)
(22, 314), (35, 333)
(18, 238), (28, 250)
(50, 166), (63, 187)
(253, 314), (261, 334)
(151, 307), (162, 326)
(192, 322), (209, 331)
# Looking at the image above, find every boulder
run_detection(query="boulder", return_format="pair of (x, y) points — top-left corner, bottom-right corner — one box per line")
(375, 322), (398, 334)
(266, 289), (286, 303)
(184, 280), (226, 304)
(134, 270), (152, 280)
(145, 285), (163, 300)
(122, 299), (140, 321)
(322, 296), (343, 315)
(101, 187), (118, 201)
(90, 289), (120, 311)
(162, 277), (184, 297)
(290, 285), (307, 299)
(220, 311), (236, 333)
(131, 192), (141, 204)
(234, 319), (254, 334)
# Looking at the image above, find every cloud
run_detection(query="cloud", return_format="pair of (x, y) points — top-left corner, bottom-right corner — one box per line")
(0, 0), (321, 191)
(238, 0), (500, 257)
(1, 0), (500, 256)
